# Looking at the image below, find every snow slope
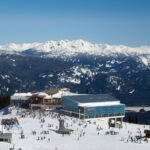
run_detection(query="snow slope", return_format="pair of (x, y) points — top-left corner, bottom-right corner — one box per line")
(0, 107), (150, 150)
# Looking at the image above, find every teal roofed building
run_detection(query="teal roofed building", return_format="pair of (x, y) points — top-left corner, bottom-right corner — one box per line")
(62, 94), (125, 127)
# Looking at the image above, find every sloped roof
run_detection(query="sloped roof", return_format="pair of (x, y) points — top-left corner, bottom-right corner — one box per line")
(62, 94), (120, 103)
(44, 88), (70, 95)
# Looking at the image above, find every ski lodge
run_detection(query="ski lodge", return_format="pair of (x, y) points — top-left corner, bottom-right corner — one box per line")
(10, 93), (32, 108)
(62, 94), (125, 127)
(10, 88), (77, 110)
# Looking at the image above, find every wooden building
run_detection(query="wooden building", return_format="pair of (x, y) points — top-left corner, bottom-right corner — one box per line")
(30, 88), (70, 110)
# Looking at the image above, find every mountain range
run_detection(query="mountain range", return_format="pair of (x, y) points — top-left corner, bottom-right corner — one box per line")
(0, 40), (150, 106)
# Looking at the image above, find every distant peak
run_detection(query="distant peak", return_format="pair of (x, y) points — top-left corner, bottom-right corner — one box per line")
(0, 40), (150, 57)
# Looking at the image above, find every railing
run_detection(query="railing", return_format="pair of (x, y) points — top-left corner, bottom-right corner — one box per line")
(84, 113), (125, 119)
(30, 104), (61, 109)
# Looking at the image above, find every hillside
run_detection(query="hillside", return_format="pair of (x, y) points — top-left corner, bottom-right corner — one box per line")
(0, 40), (150, 105)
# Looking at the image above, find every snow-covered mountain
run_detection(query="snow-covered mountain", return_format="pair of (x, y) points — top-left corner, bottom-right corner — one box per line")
(0, 40), (150, 66)
(1, 40), (150, 55)
(0, 40), (150, 105)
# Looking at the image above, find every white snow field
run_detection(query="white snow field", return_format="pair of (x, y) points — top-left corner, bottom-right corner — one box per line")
(0, 107), (150, 150)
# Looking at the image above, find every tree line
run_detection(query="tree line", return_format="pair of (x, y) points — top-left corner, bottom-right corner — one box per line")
(0, 95), (10, 109)
(128, 116), (138, 124)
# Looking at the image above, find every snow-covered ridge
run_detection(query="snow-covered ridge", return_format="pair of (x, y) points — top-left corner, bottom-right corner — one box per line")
(0, 40), (150, 56)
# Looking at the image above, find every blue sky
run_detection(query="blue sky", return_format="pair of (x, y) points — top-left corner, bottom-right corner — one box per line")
(0, 0), (150, 46)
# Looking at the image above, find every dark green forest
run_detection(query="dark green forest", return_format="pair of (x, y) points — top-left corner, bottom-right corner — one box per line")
(0, 95), (10, 109)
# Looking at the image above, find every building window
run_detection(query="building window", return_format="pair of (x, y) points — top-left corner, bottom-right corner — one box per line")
(45, 99), (48, 103)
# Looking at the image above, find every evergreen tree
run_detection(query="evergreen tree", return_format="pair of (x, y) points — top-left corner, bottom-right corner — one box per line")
(131, 117), (135, 123)
(0, 95), (10, 109)
(128, 116), (131, 123)
(85, 89), (89, 94)
(135, 115), (138, 124)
